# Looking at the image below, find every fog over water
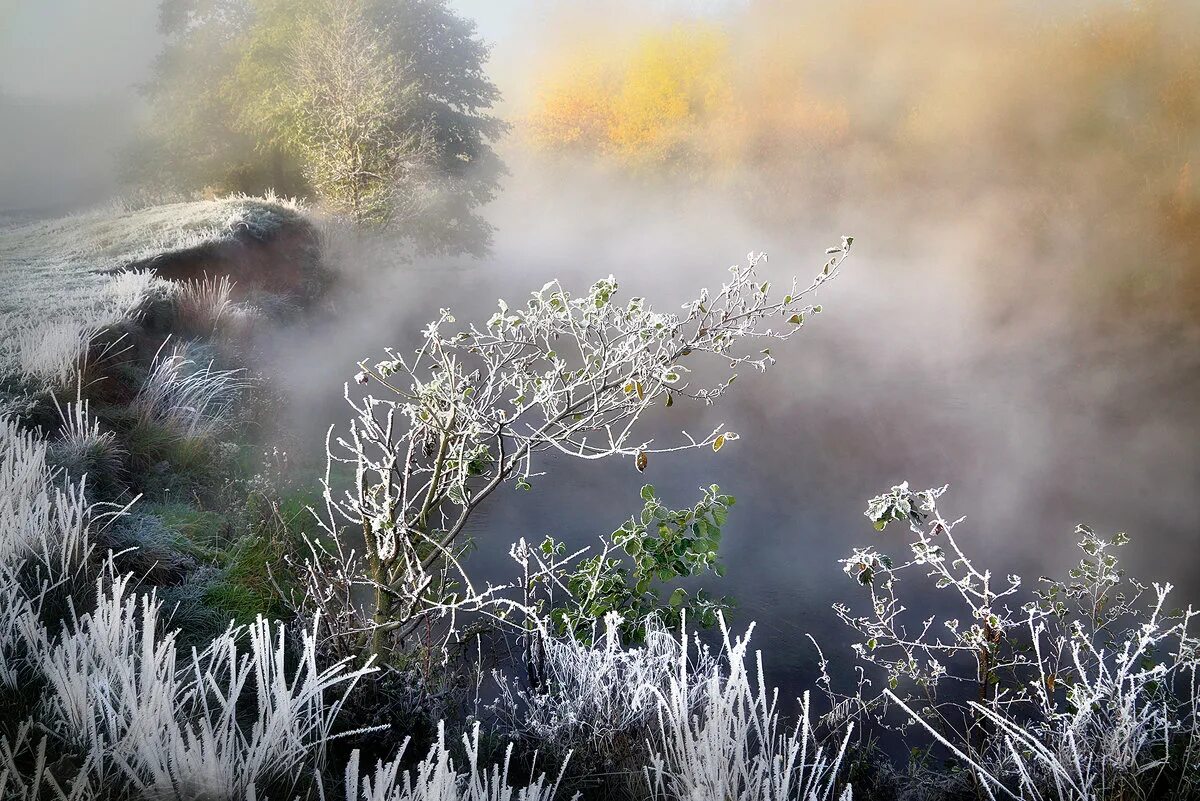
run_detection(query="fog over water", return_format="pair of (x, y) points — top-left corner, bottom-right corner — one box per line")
(268, 152), (1200, 700)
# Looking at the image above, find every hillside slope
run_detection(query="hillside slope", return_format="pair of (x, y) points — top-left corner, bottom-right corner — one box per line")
(0, 195), (322, 417)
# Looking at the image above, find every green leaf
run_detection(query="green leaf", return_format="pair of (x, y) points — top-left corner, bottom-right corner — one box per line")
(640, 484), (656, 501)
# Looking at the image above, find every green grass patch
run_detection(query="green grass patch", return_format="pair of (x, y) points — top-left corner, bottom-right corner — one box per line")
(138, 501), (230, 553)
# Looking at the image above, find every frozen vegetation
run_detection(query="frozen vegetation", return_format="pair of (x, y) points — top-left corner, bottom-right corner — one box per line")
(0, 215), (1196, 801)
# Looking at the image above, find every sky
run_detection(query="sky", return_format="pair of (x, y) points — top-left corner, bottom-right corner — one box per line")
(0, 0), (159, 101)
(453, 0), (742, 41)
(0, 0), (741, 100)
(0, 0), (501, 102)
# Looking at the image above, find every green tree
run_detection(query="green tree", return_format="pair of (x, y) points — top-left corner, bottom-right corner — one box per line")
(365, 0), (508, 255)
(136, 0), (292, 194)
(138, 0), (505, 254)
(283, 1), (432, 226)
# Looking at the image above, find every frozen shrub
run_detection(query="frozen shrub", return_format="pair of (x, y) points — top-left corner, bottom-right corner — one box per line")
(321, 240), (851, 660)
(837, 481), (1200, 800)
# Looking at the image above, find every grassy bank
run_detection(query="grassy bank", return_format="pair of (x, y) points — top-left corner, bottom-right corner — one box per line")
(0, 193), (328, 641)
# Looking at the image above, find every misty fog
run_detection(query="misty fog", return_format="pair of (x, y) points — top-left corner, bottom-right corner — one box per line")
(260, 168), (1197, 705)
(4, 0), (1200, 770)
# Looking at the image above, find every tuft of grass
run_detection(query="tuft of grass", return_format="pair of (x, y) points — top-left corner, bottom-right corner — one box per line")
(137, 502), (228, 552)
(122, 414), (231, 499)
(34, 568), (374, 799)
(645, 615), (854, 801)
(172, 273), (235, 336)
(200, 487), (319, 624)
(343, 721), (570, 801)
(133, 340), (247, 440)
(46, 388), (125, 496)
(104, 511), (197, 581)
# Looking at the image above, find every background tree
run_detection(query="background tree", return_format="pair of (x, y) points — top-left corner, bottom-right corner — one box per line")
(527, 23), (732, 174)
(137, 0), (504, 254)
(365, 0), (508, 255)
(285, 2), (434, 227)
(134, 0), (288, 195)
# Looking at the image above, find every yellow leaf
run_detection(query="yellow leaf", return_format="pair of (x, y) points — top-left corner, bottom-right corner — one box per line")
(712, 434), (726, 452)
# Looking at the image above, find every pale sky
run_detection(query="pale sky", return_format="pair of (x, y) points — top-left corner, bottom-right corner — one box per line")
(0, 0), (160, 100)
(0, 0), (741, 100)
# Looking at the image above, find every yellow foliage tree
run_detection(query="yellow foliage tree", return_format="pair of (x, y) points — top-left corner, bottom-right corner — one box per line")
(526, 23), (733, 172)
(607, 25), (732, 168)
(528, 50), (618, 153)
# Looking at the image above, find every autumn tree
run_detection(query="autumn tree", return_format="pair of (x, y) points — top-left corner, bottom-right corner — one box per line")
(527, 23), (732, 173)
(607, 25), (731, 167)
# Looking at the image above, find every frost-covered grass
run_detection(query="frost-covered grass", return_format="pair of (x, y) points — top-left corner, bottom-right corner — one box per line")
(39, 574), (373, 799)
(0, 195), (304, 394)
(133, 341), (247, 439)
(174, 273), (235, 336)
(0, 416), (95, 575)
(343, 722), (571, 801)
(644, 618), (853, 801)
(0, 415), (585, 799)
(47, 389), (124, 488)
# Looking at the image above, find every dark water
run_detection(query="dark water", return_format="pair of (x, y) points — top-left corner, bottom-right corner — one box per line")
(268, 168), (1200, 711)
